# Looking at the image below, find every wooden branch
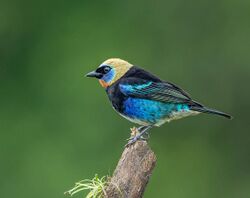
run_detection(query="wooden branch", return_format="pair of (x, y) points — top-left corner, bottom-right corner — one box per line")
(105, 129), (157, 198)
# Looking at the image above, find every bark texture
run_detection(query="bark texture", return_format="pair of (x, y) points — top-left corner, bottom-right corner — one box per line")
(105, 140), (157, 198)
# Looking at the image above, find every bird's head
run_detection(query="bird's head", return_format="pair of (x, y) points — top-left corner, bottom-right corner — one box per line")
(85, 58), (132, 88)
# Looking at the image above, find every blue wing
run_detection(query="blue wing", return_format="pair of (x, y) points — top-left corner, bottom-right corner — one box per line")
(119, 78), (192, 104)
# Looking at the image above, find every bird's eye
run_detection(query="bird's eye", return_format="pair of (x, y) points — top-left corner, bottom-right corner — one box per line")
(103, 66), (111, 74)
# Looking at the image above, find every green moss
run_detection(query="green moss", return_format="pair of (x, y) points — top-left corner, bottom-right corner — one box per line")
(65, 175), (108, 198)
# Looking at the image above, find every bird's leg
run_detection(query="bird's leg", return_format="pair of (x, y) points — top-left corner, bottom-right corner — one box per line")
(138, 126), (147, 131)
(125, 126), (153, 147)
(127, 126), (148, 141)
(138, 126), (150, 140)
(141, 131), (150, 140)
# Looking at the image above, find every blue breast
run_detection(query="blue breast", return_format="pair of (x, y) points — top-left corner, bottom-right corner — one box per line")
(123, 97), (189, 124)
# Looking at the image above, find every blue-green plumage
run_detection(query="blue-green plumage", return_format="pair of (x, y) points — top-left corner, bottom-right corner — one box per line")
(119, 81), (191, 124)
(123, 97), (190, 125)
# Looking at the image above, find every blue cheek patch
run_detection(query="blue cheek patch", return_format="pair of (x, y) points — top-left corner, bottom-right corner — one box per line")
(102, 69), (115, 83)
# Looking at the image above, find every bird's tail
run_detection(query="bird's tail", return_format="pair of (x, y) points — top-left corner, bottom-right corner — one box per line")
(190, 104), (232, 119)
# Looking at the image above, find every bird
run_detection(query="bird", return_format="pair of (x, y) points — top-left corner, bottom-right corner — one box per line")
(86, 58), (232, 146)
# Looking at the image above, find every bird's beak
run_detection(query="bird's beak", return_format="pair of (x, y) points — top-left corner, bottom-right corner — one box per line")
(85, 71), (103, 79)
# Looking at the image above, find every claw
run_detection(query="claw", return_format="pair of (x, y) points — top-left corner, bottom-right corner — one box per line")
(125, 136), (139, 147)
(125, 132), (149, 147)
(140, 137), (147, 141)
(126, 136), (134, 141)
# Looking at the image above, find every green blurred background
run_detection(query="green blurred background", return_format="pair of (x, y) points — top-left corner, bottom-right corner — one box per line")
(1, 0), (250, 197)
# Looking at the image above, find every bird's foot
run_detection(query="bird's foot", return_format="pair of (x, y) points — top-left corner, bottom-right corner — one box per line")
(125, 135), (141, 147)
(125, 126), (152, 147)
(126, 126), (148, 141)
(126, 132), (148, 141)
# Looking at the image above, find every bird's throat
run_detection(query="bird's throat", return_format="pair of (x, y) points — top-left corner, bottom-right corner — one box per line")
(99, 79), (109, 88)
